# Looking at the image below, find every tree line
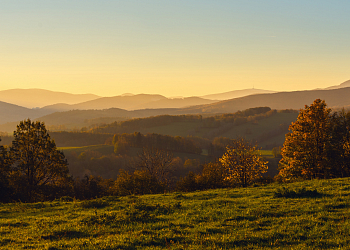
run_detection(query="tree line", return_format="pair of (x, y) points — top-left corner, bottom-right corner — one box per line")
(112, 132), (203, 155)
(87, 107), (276, 135)
(0, 119), (269, 202)
(1, 99), (347, 203)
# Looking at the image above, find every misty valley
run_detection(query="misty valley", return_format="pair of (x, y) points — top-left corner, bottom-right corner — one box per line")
(1, 87), (350, 249)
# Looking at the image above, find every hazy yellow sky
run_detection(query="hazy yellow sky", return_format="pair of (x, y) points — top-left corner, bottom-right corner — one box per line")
(1, 1), (349, 97)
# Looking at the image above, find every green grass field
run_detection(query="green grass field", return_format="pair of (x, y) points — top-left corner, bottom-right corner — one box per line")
(1, 178), (350, 249)
(59, 145), (115, 155)
(259, 150), (274, 158)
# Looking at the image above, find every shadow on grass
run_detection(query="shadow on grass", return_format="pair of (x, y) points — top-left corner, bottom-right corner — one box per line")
(273, 187), (322, 198)
(323, 203), (348, 211)
(173, 193), (189, 199)
(77, 199), (110, 209)
(190, 193), (218, 200)
(0, 239), (13, 247)
(117, 233), (341, 249)
(41, 229), (88, 240)
(81, 202), (182, 227)
(0, 221), (29, 228)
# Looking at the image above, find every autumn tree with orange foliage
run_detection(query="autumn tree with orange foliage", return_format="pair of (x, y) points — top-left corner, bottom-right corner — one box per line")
(278, 99), (350, 181)
(219, 138), (267, 187)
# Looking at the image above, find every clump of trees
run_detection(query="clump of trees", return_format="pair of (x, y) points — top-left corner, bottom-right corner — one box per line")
(112, 132), (203, 155)
(277, 99), (350, 181)
(176, 139), (268, 191)
(1, 118), (271, 202)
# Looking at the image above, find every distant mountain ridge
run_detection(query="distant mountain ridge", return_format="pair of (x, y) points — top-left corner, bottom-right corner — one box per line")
(0, 88), (279, 110)
(40, 94), (216, 112)
(0, 101), (49, 124)
(1, 80), (350, 132)
(201, 88), (276, 100)
(1, 81), (349, 111)
(0, 89), (100, 108)
(181, 87), (350, 114)
(325, 80), (350, 90)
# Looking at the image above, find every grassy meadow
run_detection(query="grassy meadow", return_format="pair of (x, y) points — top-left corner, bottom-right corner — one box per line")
(59, 145), (115, 156)
(1, 178), (350, 249)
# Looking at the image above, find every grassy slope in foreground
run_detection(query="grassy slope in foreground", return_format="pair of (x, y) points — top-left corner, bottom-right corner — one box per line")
(1, 178), (350, 249)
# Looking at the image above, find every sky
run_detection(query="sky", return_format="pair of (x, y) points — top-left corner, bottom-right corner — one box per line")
(1, 0), (350, 97)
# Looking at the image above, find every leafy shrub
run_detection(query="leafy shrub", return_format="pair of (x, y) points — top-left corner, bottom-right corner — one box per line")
(254, 176), (274, 185)
(274, 187), (320, 198)
(78, 199), (109, 208)
(59, 196), (74, 202)
(176, 171), (198, 192)
(176, 162), (229, 192)
(114, 170), (166, 196)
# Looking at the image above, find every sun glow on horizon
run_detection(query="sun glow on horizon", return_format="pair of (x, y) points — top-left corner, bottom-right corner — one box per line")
(0, 1), (349, 97)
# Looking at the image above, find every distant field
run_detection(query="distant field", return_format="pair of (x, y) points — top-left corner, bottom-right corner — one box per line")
(59, 144), (115, 155)
(259, 150), (274, 157)
(1, 178), (350, 249)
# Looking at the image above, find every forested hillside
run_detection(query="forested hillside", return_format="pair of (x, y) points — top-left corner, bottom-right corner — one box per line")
(0, 107), (298, 149)
(88, 107), (298, 148)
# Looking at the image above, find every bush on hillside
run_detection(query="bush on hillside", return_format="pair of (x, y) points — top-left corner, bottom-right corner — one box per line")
(114, 170), (166, 196)
(274, 187), (320, 198)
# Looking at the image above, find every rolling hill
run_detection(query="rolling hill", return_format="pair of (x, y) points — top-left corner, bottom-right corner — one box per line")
(325, 79), (350, 90)
(41, 95), (216, 111)
(182, 87), (350, 114)
(0, 101), (50, 124)
(0, 89), (100, 108)
(131, 96), (217, 109)
(2, 83), (350, 132)
(70, 94), (167, 110)
(201, 88), (276, 100)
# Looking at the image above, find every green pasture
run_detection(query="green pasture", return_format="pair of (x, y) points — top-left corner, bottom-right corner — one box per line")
(1, 178), (350, 249)
(259, 150), (274, 158)
(59, 145), (115, 155)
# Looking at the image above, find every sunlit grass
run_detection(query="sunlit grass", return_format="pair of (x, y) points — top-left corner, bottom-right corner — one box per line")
(1, 178), (350, 249)
(259, 150), (274, 157)
(58, 144), (114, 155)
